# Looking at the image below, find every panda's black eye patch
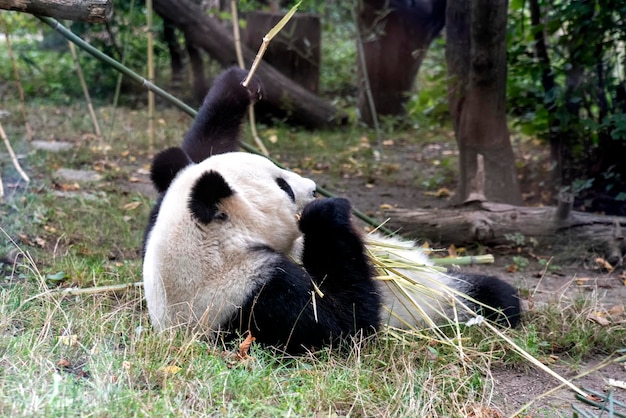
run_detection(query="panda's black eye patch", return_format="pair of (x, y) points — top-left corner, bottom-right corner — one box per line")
(276, 178), (295, 202)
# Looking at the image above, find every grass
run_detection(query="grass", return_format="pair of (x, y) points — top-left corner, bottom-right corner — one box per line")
(1, 100), (625, 416)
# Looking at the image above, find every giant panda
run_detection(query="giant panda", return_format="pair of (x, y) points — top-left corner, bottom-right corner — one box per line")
(142, 67), (520, 353)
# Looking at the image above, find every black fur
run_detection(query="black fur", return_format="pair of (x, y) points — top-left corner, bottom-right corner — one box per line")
(275, 178), (295, 202)
(453, 273), (521, 327)
(182, 67), (263, 162)
(189, 171), (234, 224)
(150, 147), (192, 193)
(142, 147), (193, 257)
(227, 198), (381, 352)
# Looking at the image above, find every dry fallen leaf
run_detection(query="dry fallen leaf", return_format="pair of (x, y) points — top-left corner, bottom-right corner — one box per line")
(424, 188), (451, 198)
(595, 257), (614, 272)
(159, 365), (182, 375)
(576, 277), (591, 285)
(587, 311), (611, 326)
(608, 304), (625, 317)
(238, 333), (256, 360)
(58, 335), (78, 346)
(123, 201), (142, 211)
(57, 358), (71, 368)
(224, 333), (256, 369)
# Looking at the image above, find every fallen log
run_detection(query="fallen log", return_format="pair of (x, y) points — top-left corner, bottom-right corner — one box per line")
(384, 200), (626, 265)
(0, 0), (113, 23)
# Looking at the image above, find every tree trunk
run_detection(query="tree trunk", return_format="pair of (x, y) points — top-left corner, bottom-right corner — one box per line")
(162, 19), (185, 90)
(153, 0), (343, 129)
(384, 203), (626, 265)
(0, 0), (113, 23)
(446, 0), (521, 205)
(357, 0), (446, 125)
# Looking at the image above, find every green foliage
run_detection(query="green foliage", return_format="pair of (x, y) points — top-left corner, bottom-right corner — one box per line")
(0, 0), (170, 104)
(406, 38), (450, 128)
(507, 0), (626, 199)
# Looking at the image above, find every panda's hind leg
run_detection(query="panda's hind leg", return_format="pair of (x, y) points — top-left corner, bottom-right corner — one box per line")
(453, 273), (521, 327)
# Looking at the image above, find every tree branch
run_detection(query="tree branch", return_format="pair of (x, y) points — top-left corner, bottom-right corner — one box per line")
(0, 0), (113, 23)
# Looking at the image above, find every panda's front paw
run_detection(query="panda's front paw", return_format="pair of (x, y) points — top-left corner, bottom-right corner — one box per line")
(244, 76), (263, 104)
(299, 198), (352, 234)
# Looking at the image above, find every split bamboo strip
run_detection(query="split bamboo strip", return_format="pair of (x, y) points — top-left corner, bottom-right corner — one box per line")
(230, 0), (268, 156)
(146, 0), (155, 155)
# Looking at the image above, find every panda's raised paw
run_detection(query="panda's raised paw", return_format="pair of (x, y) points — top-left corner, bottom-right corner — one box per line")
(228, 67), (263, 104)
(299, 198), (353, 234)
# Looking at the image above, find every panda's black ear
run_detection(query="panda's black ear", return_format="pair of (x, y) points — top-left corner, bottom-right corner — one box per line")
(151, 147), (192, 193)
(189, 171), (234, 224)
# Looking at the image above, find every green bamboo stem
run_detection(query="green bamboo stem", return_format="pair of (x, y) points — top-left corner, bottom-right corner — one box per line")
(230, 0), (269, 156)
(431, 255), (495, 266)
(146, 0), (155, 155)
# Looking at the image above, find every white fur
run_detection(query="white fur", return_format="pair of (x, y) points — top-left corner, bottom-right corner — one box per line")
(143, 152), (316, 334)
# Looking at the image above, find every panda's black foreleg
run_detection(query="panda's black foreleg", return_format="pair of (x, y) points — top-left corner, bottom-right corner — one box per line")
(228, 198), (381, 353)
(298, 198), (381, 332)
(181, 67), (263, 162)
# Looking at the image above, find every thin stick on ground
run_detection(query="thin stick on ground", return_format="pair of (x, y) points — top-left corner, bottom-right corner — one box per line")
(0, 16), (33, 142)
(24, 282), (144, 304)
(230, 0), (268, 156)
(0, 121), (30, 183)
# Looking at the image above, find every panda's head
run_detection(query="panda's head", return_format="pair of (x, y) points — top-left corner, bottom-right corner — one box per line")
(147, 147), (317, 256)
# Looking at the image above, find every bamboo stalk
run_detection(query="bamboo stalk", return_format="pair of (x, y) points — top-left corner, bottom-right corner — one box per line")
(147, 0), (155, 156)
(68, 40), (102, 136)
(0, 15), (33, 141)
(431, 255), (494, 266)
(107, 0), (136, 142)
(230, 0), (268, 156)
(0, 122), (30, 183)
(23, 282), (144, 304)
